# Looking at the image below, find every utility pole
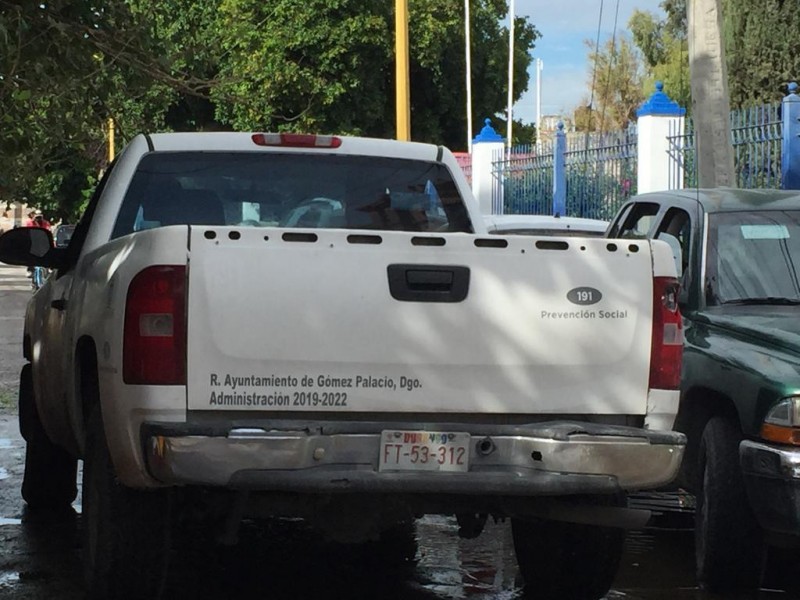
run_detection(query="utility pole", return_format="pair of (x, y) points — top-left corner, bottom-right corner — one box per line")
(535, 58), (543, 134)
(395, 0), (411, 141)
(688, 0), (736, 187)
(506, 0), (515, 152)
(465, 0), (473, 151)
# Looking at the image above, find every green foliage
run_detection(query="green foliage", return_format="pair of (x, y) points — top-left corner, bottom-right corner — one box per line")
(208, 0), (538, 150)
(0, 1), (173, 215)
(1, 0), (539, 216)
(580, 36), (645, 132)
(722, 0), (800, 107)
(631, 0), (800, 111)
(628, 8), (690, 112)
(210, 0), (392, 134)
(662, 0), (687, 39)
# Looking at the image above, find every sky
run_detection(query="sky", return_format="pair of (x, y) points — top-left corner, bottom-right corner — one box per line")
(511, 0), (666, 124)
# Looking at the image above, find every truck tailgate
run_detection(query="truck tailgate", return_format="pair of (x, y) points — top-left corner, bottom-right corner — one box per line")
(186, 228), (653, 415)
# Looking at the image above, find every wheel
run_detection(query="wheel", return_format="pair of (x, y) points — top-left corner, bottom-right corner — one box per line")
(18, 363), (78, 509)
(82, 406), (172, 600)
(511, 495), (626, 600)
(695, 415), (764, 590)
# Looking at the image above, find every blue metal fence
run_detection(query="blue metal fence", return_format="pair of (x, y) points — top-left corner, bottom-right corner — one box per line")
(563, 127), (637, 220)
(495, 127), (637, 219)
(493, 99), (786, 217)
(667, 103), (782, 189)
(491, 142), (554, 215)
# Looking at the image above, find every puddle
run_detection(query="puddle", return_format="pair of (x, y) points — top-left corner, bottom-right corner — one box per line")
(0, 517), (22, 526)
(0, 467), (9, 481)
(0, 571), (20, 588)
(414, 515), (521, 599)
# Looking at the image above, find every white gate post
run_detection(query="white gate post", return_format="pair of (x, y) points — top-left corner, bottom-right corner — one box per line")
(636, 82), (686, 193)
(471, 119), (505, 214)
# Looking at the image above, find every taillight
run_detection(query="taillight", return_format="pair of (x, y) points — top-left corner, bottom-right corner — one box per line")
(123, 266), (186, 385)
(251, 133), (342, 148)
(649, 276), (683, 389)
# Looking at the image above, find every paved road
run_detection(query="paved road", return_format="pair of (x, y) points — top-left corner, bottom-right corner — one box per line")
(0, 266), (793, 599)
(0, 265), (28, 403)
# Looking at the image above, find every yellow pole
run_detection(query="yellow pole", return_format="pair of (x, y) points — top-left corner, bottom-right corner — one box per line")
(395, 0), (411, 141)
(108, 118), (115, 162)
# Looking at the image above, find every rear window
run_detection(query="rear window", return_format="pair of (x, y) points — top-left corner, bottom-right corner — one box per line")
(111, 152), (472, 239)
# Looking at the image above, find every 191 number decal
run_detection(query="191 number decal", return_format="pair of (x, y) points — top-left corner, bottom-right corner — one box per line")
(567, 286), (602, 305)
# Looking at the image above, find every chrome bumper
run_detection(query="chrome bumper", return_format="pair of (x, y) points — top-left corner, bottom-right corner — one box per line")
(740, 440), (800, 537)
(741, 439), (800, 481)
(143, 421), (685, 495)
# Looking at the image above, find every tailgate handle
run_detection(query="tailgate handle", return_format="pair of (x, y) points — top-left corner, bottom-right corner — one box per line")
(387, 264), (470, 302)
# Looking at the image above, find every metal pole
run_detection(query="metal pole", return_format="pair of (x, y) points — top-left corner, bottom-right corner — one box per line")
(395, 0), (411, 141)
(506, 0), (515, 152)
(553, 122), (566, 216)
(108, 118), (115, 162)
(535, 58), (543, 133)
(465, 0), (473, 151)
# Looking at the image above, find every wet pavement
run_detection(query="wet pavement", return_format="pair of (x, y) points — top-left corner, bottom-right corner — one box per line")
(0, 265), (797, 599)
(0, 431), (793, 600)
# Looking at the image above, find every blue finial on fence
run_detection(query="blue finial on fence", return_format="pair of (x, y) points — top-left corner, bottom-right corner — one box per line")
(473, 118), (504, 143)
(636, 81), (686, 117)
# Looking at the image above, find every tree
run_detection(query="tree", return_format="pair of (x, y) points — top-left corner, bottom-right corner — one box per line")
(631, 0), (800, 111)
(1, 0), (539, 214)
(579, 36), (644, 132)
(208, 0), (538, 150)
(662, 0), (687, 39)
(721, 0), (800, 107)
(629, 8), (690, 111)
(0, 1), (176, 219)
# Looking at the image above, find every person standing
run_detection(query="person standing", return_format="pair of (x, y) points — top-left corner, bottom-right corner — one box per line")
(29, 210), (51, 230)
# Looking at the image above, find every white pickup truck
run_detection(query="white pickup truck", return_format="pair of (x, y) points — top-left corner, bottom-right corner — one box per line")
(0, 132), (686, 600)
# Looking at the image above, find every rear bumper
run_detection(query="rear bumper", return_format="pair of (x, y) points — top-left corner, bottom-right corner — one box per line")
(740, 440), (800, 538)
(143, 420), (685, 495)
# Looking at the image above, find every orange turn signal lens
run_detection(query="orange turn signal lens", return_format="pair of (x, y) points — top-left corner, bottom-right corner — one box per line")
(760, 423), (800, 446)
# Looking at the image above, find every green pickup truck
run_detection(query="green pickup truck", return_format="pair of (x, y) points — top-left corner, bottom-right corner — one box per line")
(608, 188), (800, 591)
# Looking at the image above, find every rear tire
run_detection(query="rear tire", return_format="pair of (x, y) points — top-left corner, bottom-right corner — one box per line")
(82, 406), (172, 600)
(695, 415), (763, 590)
(511, 495), (626, 600)
(18, 363), (78, 509)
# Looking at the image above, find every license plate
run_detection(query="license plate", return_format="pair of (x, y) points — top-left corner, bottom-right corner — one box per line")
(379, 430), (470, 472)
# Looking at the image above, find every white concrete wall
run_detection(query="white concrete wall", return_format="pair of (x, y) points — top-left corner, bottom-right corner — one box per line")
(471, 141), (504, 215)
(637, 115), (685, 194)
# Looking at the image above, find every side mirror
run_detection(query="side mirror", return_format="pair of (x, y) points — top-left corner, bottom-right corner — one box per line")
(0, 227), (61, 268)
